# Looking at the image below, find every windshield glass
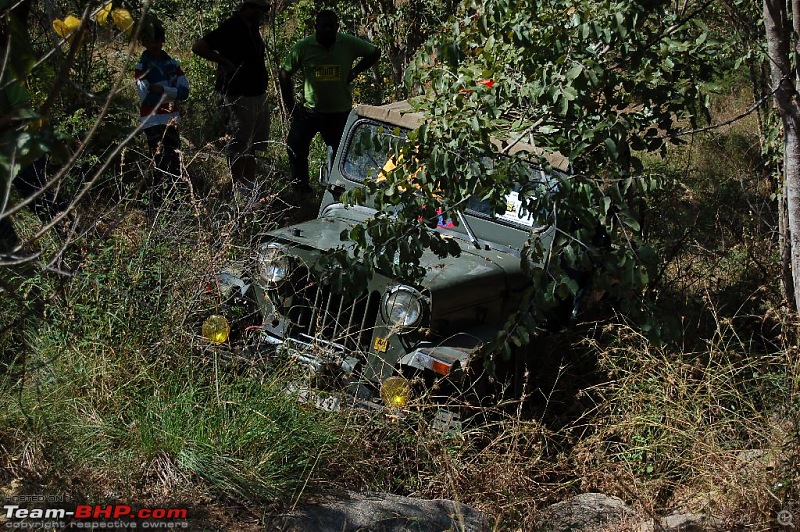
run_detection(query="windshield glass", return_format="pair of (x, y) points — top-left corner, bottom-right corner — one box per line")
(342, 119), (557, 230)
(342, 120), (406, 183)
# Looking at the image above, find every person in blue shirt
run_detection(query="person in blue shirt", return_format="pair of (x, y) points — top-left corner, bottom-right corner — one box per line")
(135, 20), (190, 205)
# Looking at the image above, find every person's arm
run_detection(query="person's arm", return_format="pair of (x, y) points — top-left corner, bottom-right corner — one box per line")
(278, 69), (296, 118)
(167, 60), (190, 102)
(134, 59), (151, 102)
(156, 74), (189, 101)
(347, 48), (380, 84)
(192, 38), (236, 75)
(135, 59), (172, 102)
(173, 68), (190, 101)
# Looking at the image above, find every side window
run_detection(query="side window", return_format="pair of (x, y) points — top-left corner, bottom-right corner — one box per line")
(342, 121), (407, 183)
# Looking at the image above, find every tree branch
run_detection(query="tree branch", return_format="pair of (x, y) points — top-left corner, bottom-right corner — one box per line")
(668, 79), (786, 137)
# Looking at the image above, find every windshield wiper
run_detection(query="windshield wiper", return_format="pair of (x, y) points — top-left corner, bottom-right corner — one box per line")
(456, 210), (482, 250)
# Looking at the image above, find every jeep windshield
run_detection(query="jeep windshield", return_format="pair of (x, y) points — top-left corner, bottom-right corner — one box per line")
(341, 119), (557, 234)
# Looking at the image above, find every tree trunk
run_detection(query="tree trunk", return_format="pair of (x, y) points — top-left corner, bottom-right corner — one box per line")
(779, 177), (796, 309)
(764, 0), (800, 308)
(785, 126), (800, 309)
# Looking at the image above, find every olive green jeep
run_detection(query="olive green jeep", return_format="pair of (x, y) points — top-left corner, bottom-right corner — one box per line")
(203, 101), (571, 410)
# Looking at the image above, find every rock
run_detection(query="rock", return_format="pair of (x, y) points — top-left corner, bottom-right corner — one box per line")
(537, 493), (639, 531)
(658, 512), (725, 531)
(267, 490), (726, 531)
(267, 490), (490, 532)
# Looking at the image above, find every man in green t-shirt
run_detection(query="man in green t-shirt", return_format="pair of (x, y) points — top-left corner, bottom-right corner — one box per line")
(279, 9), (380, 194)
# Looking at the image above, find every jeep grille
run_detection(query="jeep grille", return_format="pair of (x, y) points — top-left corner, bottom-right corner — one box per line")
(283, 267), (381, 352)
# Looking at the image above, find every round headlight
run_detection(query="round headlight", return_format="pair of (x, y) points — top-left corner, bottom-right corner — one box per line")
(258, 243), (290, 284)
(382, 285), (425, 329)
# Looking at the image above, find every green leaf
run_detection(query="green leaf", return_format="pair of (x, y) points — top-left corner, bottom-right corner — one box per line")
(559, 95), (569, 115)
(517, 327), (529, 345)
(604, 138), (618, 157)
(562, 86), (578, 101)
(602, 196), (612, 215)
(622, 212), (641, 232)
(566, 64), (583, 82)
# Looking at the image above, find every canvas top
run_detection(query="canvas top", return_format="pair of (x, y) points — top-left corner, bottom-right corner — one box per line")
(354, 100), (569, 171)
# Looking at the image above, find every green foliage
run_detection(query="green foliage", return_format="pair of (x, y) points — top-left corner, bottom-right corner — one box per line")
(335, 0), (457, 100)
(341, 0), (724, 345)
(0, 6), (58, 181)
(1, 1), (147, 209)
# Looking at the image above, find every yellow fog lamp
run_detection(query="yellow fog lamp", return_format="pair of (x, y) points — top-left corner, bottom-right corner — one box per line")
(202, 315), (230, 344)
(380, 376), (411, 409)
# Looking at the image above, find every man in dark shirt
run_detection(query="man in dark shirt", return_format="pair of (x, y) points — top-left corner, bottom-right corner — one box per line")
(192, 0), (270, 199)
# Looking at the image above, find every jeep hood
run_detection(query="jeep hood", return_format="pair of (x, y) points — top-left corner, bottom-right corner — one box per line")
(265, 205), (526, 294)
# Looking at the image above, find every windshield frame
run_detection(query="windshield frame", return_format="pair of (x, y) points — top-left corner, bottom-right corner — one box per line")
(339, 117), (557, 233)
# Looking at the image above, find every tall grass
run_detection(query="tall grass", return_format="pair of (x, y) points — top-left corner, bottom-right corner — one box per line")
(0, 169), (340, 508)
(569, 322), (794, 523)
